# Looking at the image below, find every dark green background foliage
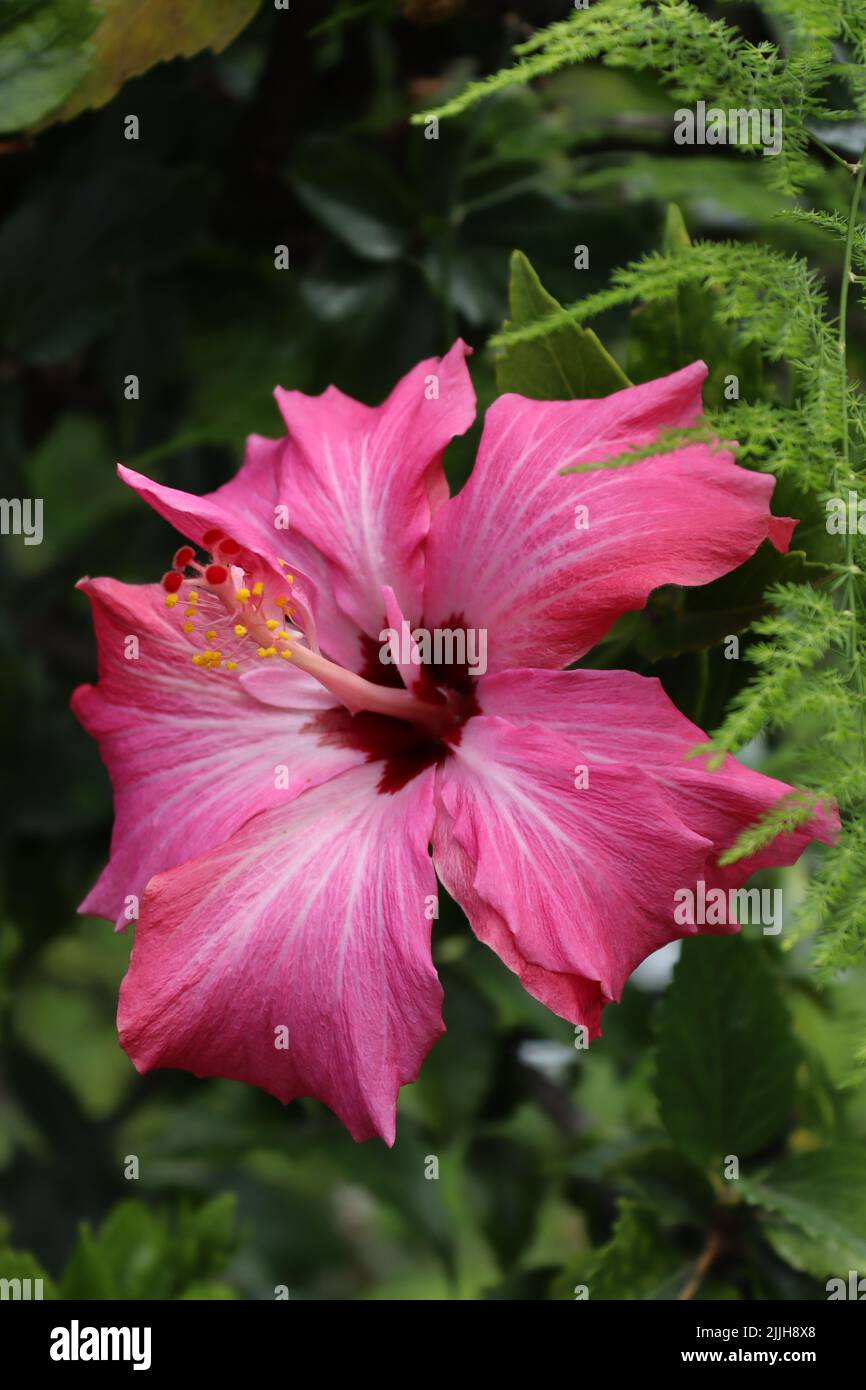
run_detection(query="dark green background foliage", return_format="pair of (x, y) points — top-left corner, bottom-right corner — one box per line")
(1, 0), (865, 1300)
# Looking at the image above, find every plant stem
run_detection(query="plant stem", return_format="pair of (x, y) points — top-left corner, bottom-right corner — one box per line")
(808, 130), (857, 174)
(839, 145), (866, 726)
(678, 1228), (724, 1301)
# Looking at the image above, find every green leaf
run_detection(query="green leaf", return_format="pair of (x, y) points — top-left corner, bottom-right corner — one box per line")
(17, 415), (133, 575)
(625, 204), (763, 407)
(654, 936), (798, 1167)
(52, 0), (263, 125)
(495, 249), (630, 400)
(59, 1197), (240, 1299)
(566, 1201), (690, 1300)
(0, 1), (98, 135)
(289, 136), (414, 263)
(467, 1136), (544, 1271)
(0, 1244), (57, 1299)
(741, 1145), (866, 1281)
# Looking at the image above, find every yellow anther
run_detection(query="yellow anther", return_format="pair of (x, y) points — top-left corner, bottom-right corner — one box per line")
(279, 648), (293, 659)
(256, 645), (277, 658)
(188, 590), (198, 602)
(257, 646), (268, 657)
(287, 574), (294, 584)
(233, 624), (247, 637)
(277, 630), (290, 641)
(265, 619), (278, 630)
(226, 660), (238, 671)
(252, 581), (264, 596)
(274, 595), (287, 607)
(235, 587), (250, 602)
(192, 653), (205, 666)
(182, 621), (194, 633)
(184, 606), (196, 617)
(165, 593), (178, 607)
(205, 628), (217, 641)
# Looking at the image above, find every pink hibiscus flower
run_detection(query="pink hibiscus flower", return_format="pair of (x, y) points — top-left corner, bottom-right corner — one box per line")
(72, 345), (834, 1142)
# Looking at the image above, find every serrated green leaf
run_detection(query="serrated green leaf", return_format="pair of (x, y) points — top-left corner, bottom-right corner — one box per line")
(654, 936), (798, 1167)
(741, 1145), (866, 1281)
(495, 249), (629, 399)
(566, 1201), (690, 1300)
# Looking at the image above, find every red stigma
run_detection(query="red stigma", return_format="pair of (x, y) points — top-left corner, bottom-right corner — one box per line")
(218, 538), (241, 557)
(161, 571), (184, 593)
(202, 528), (224, 547)
(205, 564), (229, 586)
(173, 546), (194, 569)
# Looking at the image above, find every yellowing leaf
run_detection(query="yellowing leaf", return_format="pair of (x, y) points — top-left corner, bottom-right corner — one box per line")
(52, 0), (263, 124)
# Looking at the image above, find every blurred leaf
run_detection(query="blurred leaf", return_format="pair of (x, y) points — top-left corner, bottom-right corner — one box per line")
(60, 1196), (239, 1298)
(0, 0), (98, 134)
(290, 136), (414, 262)
(0, 1242), (57, 1298)
(654, 936), (798, 1167)
(13, 980), (131, 1120)
(566, 1201), (690, 1300)
(467, 1136), (544, 1272)
(495, 249), (629, 399)
(606, 1145), (716, 1226)
(741, 1145), (866, 1281)
(410, 968), (496, 1134)
(52, 0), (263, 125)
(16, 415), (132, 575)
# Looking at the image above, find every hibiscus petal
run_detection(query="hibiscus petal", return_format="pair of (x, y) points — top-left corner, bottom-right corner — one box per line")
(274, 340), (475, 638)
(424, 362), (794, 671)
(117, 763), (443, 1143)
(477, 667), (838, 886)
(201, 433), (366, 671)
(72, 577), (360, 928)
(117, 461), (288, 575)
(432, 715), (711, 1037)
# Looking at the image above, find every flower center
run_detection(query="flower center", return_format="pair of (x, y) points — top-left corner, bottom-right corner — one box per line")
(159, 534), (471, 741)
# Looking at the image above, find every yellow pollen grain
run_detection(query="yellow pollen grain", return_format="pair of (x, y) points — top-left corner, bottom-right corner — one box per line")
(182, 621), (194, 633)
(226, 660), (238, 670)
(233, 624), (247, 637)
(279, 648), (293, 659)
(277, 630), (290, 640)
(188, 590), (198, 601)
(164, 593), (178, 607)
(252, 581), (264, 596)
(235, 587), (250, 602)
(184, 606), (196, 617)
(205, 628), (217, 641)
(265, 619), (278, 630)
